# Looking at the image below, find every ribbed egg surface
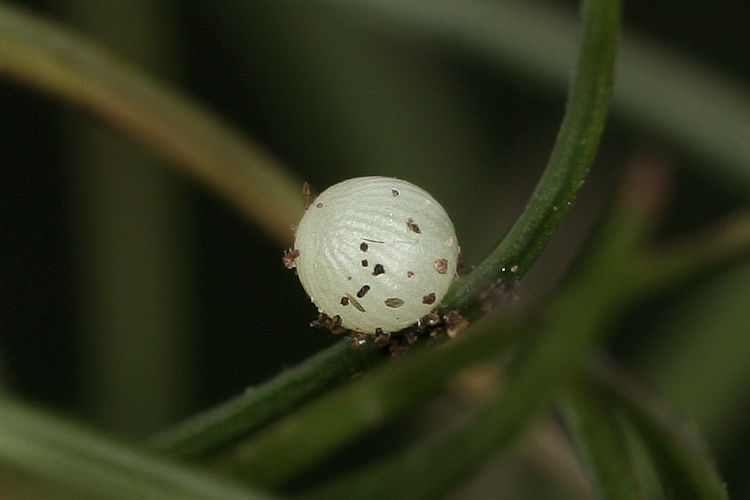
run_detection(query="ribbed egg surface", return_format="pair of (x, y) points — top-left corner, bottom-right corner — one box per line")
(293, 177), (460, 333)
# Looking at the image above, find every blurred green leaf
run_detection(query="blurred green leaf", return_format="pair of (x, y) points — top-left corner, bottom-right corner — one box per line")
(0, 397), (272, 500)
(593, 364), (729, 500)
(0, 2), (302, 244)
(560, 383), (646, 500)
(636, 261), (750, 454)
(309, 0), (750, 190)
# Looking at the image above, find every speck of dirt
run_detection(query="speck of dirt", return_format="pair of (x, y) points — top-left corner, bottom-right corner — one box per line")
(422, 293), (436, 305)
(434, 259), (448, 274)
(282, 249), (299, 269)
(346, 294), (365, 312)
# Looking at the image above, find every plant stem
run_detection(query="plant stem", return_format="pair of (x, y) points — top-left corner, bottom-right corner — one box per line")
(146, 340), (384, 459)
(216, 320), (521, 488)
(0, 397), (272, 500)
(443, 0), (620, 318)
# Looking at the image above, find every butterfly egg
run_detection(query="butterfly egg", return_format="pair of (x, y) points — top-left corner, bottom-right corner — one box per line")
(293, 176), (460, 334)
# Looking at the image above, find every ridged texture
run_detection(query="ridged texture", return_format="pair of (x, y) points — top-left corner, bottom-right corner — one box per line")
(294, 177), (459, 333)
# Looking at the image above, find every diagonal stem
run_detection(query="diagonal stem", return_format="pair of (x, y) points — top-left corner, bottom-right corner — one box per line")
(443, 0), (620, 319)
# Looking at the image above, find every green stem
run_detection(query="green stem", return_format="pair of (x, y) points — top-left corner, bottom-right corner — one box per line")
(0, 3), (301, 245)
(146, 340), (384, 459)
(216, 320), (521, 488)
(443, 0), (620, 318)
(0, 397), (272, 500)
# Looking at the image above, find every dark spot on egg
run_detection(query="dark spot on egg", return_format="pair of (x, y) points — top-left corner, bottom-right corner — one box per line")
(372, 264), (385, 275)
(360, 242), (368, 251)
(406, 218), (421, 234)
(340, 296), (349, 306)
(407, 271), (414, 278)
(361, 259), (368, 267)
(316, 202), (323, 208)
(357, 285), (371, 298)
(434, 259), (448, 274)
(392, 189), (399, 196)
(384, 298), (404, 308)
(422, 293), (436, 305)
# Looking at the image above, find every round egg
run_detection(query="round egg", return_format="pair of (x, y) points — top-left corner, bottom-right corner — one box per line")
(293, 176), (460, 333)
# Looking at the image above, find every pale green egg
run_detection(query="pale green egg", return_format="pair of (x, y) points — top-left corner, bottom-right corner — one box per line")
(293, 177), (460, 334)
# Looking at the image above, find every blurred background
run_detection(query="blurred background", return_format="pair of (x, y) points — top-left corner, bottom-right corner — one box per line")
(1, 0), (749, 497)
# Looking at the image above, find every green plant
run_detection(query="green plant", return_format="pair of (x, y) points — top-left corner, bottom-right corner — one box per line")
(2, 0), (749, 498)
